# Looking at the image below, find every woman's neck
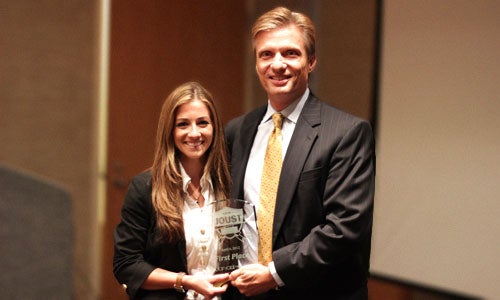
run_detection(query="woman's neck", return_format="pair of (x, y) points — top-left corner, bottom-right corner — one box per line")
(188, 181), (204, 206)
(180, 158), (205, 183)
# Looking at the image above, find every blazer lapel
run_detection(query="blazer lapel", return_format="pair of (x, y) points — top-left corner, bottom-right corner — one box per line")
(273, 95), (321, 242)
(231, 107), (267, 199)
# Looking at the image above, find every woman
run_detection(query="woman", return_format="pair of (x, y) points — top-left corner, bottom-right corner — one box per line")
(113, 82), (231, 300)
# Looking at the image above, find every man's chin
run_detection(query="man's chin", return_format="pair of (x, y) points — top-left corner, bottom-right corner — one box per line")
(266, 85), (291, 95)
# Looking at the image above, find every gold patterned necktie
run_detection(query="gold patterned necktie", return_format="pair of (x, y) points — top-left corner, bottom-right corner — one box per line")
(258, 112), (284, 265)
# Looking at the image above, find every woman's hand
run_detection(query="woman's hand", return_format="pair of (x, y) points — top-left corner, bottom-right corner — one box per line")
(184, 273), (230, 299)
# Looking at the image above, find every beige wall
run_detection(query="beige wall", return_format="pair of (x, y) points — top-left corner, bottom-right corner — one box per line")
(0, 1), (101, 299)
(372, 1), (500, 299)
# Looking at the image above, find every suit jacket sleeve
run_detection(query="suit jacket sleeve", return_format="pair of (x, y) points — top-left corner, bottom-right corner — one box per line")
(113, 172), (157, 299)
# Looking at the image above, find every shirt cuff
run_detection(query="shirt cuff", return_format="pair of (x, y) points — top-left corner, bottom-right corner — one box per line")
(268, 261), (285, 287)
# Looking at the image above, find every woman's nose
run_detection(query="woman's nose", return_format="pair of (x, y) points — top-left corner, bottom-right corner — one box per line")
(188, 124), (200, 136)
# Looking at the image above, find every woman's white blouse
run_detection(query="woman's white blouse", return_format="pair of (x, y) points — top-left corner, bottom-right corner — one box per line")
(180, 165), (220, 300)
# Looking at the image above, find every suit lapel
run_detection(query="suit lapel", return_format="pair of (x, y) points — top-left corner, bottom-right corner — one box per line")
(231, 107), (267, 199)
(273, 96), (322, 242)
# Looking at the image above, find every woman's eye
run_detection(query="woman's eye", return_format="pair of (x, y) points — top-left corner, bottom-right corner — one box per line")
(176, 121), (188, 127)
(198, 120), (210, 127)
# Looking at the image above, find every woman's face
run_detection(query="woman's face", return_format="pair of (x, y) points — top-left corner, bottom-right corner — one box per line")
(174, 99), (213, 163)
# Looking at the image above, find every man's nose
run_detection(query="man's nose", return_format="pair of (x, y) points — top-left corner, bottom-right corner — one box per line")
(271, 55), (286, 70)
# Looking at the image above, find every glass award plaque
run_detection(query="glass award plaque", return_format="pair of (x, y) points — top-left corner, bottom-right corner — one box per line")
(209, 199), (258, 274)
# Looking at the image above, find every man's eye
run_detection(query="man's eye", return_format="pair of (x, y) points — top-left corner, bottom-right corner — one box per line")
(260, 51), (272, 58)
(285, 50), (298, 56)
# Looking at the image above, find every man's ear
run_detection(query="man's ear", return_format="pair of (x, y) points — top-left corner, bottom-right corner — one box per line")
(308, 55), (317, 73)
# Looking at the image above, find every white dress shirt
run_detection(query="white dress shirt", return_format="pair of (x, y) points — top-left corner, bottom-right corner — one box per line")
(243, 88), (309, 286)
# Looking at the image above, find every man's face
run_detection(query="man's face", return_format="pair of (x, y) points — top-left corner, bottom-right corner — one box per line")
(254, 25), (316, 109)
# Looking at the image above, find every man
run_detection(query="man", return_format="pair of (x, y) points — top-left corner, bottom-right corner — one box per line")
(225, 6), (375, 300)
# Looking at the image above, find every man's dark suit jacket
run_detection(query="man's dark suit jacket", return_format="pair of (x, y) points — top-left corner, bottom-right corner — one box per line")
(224, 93), (376, 299)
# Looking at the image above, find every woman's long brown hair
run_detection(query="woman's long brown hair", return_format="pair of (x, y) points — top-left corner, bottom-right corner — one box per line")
(151, 81), (231, 244)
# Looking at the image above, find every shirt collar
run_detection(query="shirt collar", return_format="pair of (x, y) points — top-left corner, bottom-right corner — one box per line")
(262, 88), (310, 124)
(179, 162), (211, 194)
